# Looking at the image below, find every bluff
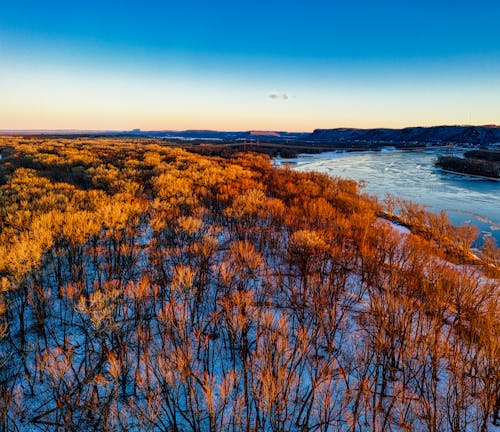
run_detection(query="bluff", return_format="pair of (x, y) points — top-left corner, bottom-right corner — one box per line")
(307, 125), (500, 145)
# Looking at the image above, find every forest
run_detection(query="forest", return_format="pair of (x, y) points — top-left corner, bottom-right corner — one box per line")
(0, 136), (498, 431)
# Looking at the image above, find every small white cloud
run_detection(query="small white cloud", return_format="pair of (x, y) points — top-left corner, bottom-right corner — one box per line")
(268, 92), (291, 100)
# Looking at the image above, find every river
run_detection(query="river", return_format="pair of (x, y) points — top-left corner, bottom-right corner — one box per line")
(275, 148), (500, 245)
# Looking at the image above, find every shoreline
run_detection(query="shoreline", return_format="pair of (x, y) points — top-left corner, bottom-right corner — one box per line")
(436, 167), (500, 181)
(275, 146), (500, 246)
(273, 146), (464, 166)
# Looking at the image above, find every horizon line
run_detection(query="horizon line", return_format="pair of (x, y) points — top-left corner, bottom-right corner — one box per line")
(1, 124), (499, 135)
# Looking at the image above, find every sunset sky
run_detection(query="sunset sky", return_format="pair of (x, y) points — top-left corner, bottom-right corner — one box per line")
(1, 0), (500, 131)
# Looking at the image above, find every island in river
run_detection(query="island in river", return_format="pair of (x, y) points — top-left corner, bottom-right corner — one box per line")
(435, 150), (500, 179)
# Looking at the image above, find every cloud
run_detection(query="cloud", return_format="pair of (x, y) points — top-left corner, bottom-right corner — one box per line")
(268, 92), (290, 100)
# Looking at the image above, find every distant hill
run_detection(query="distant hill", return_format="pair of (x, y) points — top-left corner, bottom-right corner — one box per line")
(0, 129), (309, 141)
(306, 125), (500, 145)
(138, 130), (310, 141)
(2, 125), (500, 145)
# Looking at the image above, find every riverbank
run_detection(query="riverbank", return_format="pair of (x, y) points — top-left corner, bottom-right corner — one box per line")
(379, 210), (499, 275)
(281, 148), (500, 246)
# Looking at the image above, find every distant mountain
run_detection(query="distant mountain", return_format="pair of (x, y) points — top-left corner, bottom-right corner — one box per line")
(306, 125), (500, 145)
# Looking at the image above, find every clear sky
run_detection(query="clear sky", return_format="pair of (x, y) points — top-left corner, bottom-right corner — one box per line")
(1, 0), (499, 131)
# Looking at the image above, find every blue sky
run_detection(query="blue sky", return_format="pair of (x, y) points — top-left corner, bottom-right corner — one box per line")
(1, 0), (500, 130)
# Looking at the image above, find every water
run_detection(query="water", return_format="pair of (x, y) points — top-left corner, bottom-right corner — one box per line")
(275, 148), (500, 244)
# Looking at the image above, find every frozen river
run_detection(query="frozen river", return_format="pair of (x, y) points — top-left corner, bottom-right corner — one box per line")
(275, 148), (500, 244)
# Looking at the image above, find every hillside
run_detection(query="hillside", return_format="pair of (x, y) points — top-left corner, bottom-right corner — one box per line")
(0, 136), (498, 431)
(307, 125), (500, 145)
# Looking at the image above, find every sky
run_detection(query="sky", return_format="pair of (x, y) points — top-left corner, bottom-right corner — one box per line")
(1, 0), (500, 131)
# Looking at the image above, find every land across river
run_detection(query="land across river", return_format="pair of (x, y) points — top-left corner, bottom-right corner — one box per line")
(181, 140), (458, 158)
